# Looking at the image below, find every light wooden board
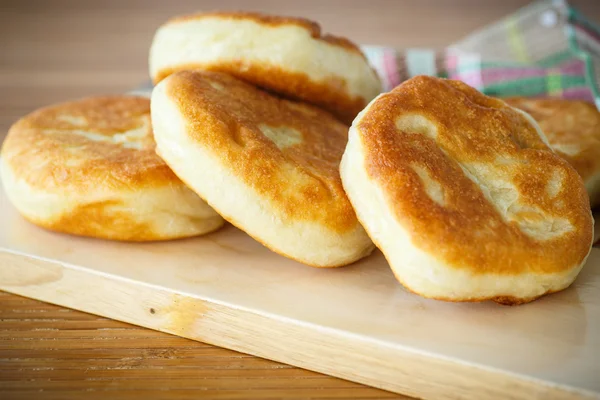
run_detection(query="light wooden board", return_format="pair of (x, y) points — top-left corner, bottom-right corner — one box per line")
(1, 180), (599, 400)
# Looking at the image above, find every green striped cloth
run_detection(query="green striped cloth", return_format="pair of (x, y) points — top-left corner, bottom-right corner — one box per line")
(364, 0), (600, 109)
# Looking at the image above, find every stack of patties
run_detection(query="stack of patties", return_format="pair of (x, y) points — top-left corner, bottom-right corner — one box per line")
(148, 12), (382, 266)
(1, 11), (381, 267)
(2, 10), (594, 304)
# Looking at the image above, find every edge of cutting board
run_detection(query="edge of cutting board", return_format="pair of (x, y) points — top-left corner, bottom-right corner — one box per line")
(1, 247), (597, 400)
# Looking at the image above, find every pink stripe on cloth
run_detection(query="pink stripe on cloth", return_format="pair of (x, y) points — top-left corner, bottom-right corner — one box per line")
(383, 50), (400, 90)
(448, 70), (483, 90)
(480, 67), (557, 83)
(445, 52), (459, 70)
(444, 52), (484, 89)
(560, 86), (596, 102)
(558, 58), (588, 75)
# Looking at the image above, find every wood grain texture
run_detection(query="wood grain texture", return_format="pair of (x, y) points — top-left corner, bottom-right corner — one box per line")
(1, 1), (600, 399)
(0, 293), (401, 400)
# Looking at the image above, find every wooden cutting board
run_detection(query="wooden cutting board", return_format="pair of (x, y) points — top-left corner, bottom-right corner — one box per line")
(1, 179), (599, 400)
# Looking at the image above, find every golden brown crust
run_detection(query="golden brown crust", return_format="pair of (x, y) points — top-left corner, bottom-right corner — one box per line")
(503, 97), (600, 182)
(167, 11), (363, 55)
(18, 203), (222, 242)
(166, 70), (359, 234)
(0, 96), (222, 241)
(154, 62), (366, 125)
(21, 201), (219, 242)
(357, 76), (592, 276)
(153, 11), (375, 124)
(1, 96), (178, 193)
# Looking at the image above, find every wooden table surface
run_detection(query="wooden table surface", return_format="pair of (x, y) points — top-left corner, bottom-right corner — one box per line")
(1, 1), (600, 399)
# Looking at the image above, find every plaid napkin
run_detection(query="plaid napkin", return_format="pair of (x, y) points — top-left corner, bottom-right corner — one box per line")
(365, 0), (600, 109)
(134, 0), (600, 110)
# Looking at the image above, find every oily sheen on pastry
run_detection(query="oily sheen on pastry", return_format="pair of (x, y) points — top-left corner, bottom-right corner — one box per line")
(504, 97), (600, 208)
(0, 96), (224, 241)
(151, 70), (374, 267)
(340, 76), (593, 304)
